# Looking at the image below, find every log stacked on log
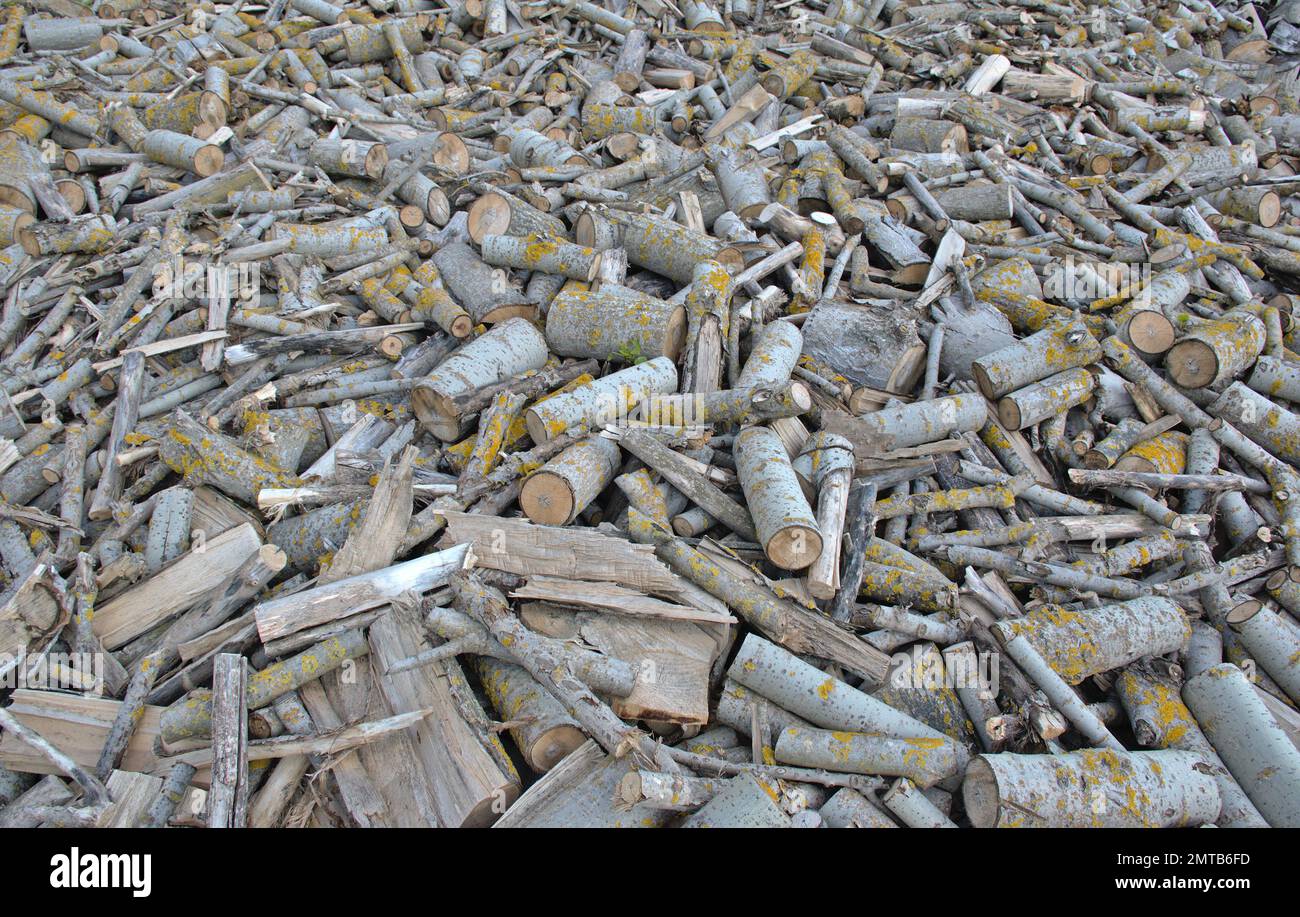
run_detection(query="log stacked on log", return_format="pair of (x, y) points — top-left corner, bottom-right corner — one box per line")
(1, 0), (1300, 833)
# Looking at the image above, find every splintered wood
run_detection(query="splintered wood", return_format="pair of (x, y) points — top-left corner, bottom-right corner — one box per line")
(3, 0), (1300, 831)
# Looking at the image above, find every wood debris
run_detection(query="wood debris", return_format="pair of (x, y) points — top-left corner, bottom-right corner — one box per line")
(1, 0), (1300, 831)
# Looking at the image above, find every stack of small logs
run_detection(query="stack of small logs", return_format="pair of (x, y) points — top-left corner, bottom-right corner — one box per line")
(1, 0), (1299, 830)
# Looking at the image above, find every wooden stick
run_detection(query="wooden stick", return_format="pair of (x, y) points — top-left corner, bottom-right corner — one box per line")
(207, 653), (250, 828)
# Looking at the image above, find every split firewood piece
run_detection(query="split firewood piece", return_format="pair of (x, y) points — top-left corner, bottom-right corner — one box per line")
(0, 562), (64, 661)
(800, 301), (925, 395)
(678, 774), (792, 828)
(452, 571), (684, 776)
(402, 603), (636, 699)
(95, 652), (164, 782)
(442, 512), (677, 593)
(493, 740), (673, 828)
(169, 710), (438, 770)
(679, 260), (733, 395)
(367, 598), (520, 826)
(521, 602), (719, 726)
(93, 523), (263, 651)
(143, 486), (193, 575)
(633, 514), (890, 685)
(319, 448), (415, 584)
(207, 653), (250, 828)
(0, 690), (170, 782)
(512, 577), (732, 626)
(702, 84), (774, 143)
(0, 702), (109, 812)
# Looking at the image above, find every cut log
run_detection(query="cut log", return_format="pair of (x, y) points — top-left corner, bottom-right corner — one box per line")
(734, 425), (823, 571)
(545, 285), (686, 364)
(411, 318), (549, 440)
(963, 749), (1221, 828)
(519, 434), (621, 526)
(1182, 663), (1300, 828)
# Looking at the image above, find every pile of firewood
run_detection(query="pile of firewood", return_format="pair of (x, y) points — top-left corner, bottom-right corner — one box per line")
(0, 0), (1299, 829)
